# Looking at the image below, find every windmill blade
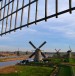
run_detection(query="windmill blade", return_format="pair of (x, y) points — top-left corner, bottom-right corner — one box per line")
(41, 52), (46, 58)
(69, 46), (72, 51)
(38, 41), (46, 49)
(55, 49), (61, 52)
(29, 52), (35, 58)
(55, 49), (58, 52)
(29, 41), (37, 49)
(58, 49), (61, 52)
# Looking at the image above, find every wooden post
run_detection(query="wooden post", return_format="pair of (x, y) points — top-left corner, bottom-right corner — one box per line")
(69, 0), (72, 14)
(1, 0), (7, 34)
(45, 0), (48, 21)
(27, 0), (31, 27)
(35, 0), (38, 24)
(9, 0), (14, 32)
(0, 0), (3, 19)
(56, 0), (58, 18)
(20, 0), (24, 30)
(14, 0), (19, 32)
(5, 0), (10, 33)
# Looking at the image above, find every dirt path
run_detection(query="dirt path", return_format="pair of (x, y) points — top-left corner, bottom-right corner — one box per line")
(50, 67), (59, 76)
(0, 66), (17, 74)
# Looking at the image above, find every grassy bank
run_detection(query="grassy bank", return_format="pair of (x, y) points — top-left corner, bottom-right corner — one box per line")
(0, 65), (53, 76)
(69, 58), (75, 64)
(71, 66), (75, 76)
(57, 65), (72, 76)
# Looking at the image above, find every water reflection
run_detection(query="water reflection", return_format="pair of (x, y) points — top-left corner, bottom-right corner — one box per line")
(0, 60), (21, 67)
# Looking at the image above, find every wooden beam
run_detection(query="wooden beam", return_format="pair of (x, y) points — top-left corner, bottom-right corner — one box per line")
(56, 0), (58, 18)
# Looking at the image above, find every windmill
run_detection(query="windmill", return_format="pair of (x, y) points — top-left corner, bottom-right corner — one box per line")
(67, 46), (72, 58)
(29, 41), (47, 62)
(16, 48), (20, 56)
(55, 49), (61, 57)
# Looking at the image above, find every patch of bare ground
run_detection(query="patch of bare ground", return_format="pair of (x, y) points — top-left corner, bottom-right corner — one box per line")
(0, 66), (18, 74)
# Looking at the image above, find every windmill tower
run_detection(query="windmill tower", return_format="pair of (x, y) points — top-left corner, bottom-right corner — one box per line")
(29, 41), (46, 62)
(55, 49), (61, 57)
(67, 46), (72, 58)
(16, 48), (20, 56)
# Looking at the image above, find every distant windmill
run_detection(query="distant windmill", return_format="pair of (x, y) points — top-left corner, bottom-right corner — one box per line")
(29, 41), (47, 62)
(55, 49), (61, 57)
(67, 46), (72, 58)
(16, 48), (20, 56)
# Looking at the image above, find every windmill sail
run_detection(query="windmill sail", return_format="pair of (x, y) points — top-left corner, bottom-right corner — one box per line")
(29, 41), (36, 49)
(29, 52), (35, 58)
(41, 52), (46, 58)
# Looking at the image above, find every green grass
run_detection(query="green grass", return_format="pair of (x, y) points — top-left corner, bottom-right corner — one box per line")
(57, 65), (72, 76)
(0, 73), (18, 76)
(69, 58), (75, 64)
(63, 58), (69, 62)
(71, 66), (75, 76)
(0, 65), (53, 76)
(52, 58), (62, 63)
(43, 58), (62, 64)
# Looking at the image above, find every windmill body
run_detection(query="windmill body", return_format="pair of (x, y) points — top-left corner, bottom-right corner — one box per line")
(29, 41), (46, 62)
(67, 46), (72, 58)
(34, 49), (42, 62)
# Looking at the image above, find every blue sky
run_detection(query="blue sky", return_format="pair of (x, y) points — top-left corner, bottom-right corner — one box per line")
(0, 0), (75, 52)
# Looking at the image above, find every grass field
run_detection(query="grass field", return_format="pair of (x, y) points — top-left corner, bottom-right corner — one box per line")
(57, 65), (72, 76)
(43, 58), (62, 64)
(0, 58), (75, 76)
(69, 58), (75, 64)
(0, 65), (53, 76)
(71, 66), (75, 76)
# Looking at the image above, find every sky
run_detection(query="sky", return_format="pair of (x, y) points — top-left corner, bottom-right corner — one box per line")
(0, 0), (75, 52)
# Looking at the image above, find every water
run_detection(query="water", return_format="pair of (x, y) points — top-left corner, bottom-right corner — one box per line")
(0, 60), (21, 67)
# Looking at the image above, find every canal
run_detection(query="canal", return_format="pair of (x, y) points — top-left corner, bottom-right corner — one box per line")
(0, 60), (21, 67)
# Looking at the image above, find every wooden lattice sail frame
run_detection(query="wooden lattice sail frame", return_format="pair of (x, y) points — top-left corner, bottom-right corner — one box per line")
(0, 0), (74, 36)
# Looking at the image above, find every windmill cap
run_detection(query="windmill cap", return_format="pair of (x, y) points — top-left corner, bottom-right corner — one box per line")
(67, 50), (71, 53)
